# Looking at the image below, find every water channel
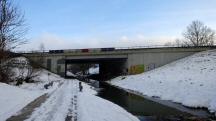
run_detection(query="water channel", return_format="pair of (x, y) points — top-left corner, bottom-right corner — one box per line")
(85, 80), (215, 121)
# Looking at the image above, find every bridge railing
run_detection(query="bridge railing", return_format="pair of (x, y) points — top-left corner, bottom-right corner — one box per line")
(15, 44), (216, 54)
(14, 50), (50, 54)
(115, 45), (179, 50)
(116, 44), (216, 50)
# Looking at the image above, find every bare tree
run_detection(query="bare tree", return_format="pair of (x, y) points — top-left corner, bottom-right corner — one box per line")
(183, 20), (215, 47)
(15, 59), (41, 85)
(175, 39), (182, 47)
(0, 59), (14, 83)
(79, 64), (90, 75)
(38, 43), (45, 66)
(164, 42), (173, 47)
(163, 39), (183, 47)
(0, 0), (27, 83)
(39, 43), (45, 53)
(0, 0), (27, 51)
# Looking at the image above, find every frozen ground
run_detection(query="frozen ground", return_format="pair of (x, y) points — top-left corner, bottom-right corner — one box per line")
(19, 69), (63, 93)
(78, 81), (139, 121)
(110, 50), (216, 114)
(24, 80), (76, 121)
(66, 71), (76, 77)
(25, 80), (139, 121)
(10, 57), (63, 92)
(0, 83), (41, 121)
(0, 57), (139, 121)
(89, 66), (99, 74)
(0, 58), (63, 120)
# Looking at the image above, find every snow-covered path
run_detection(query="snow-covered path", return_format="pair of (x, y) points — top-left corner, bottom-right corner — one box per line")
(25, 80), (139, 121)
(25, 80), (79, 121)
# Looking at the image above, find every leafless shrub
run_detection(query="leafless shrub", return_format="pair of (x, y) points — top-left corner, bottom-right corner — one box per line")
(14, 58), (41, 85)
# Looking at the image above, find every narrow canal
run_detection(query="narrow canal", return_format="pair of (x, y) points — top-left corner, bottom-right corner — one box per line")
(88, 81), (214, 121)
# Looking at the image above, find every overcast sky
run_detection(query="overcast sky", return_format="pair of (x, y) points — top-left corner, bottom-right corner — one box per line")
(17, 0), (216, 50)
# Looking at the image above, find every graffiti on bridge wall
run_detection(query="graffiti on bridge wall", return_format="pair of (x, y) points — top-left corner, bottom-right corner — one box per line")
(129, 65), (145, 74)
(147, 63), (156, 71)
(129, 63), (156, 74)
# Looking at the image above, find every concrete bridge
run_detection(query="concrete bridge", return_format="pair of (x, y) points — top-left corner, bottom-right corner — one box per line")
(22, 46), (215, 79)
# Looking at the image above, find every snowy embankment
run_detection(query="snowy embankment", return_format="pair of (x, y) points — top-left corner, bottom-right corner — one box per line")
(0, 69), (63, 120)
(110, 50), (216, 114)
(0, 83), (41, 121)
(19, 69), (63, 93)
(0, 57), (63, 120)
(78, 81), (139, 121)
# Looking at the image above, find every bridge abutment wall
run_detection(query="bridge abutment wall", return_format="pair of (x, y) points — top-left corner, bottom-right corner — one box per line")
(127, 49), (196, 74)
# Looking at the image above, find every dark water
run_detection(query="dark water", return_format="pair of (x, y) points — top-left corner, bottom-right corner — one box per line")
(97, 82), (213, 121)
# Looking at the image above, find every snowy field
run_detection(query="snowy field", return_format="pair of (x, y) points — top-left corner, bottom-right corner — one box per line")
(110, 50), (216, 115)
(0, 57), (139, 121)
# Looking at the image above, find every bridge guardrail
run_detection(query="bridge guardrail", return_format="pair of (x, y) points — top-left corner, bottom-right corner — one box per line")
(14, 45), (216, 54)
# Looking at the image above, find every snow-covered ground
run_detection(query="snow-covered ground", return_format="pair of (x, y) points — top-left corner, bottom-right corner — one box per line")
(25, 80), (139, 121)
(0, 69), (63, 120)
(0, 57), (64, 120)
(110, 50), (216, 114)
(89, 66), (99, 74)
(0, 57), (139, 121)
(0, 83), (41, 121)
(78, 81), (139, 121)
(19, 69), (63, 93)
(24, 80), (76, 121)
(66, 71), (76, 77)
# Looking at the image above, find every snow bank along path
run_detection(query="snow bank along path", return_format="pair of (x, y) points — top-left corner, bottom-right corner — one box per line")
(0, 83), (41, 121)
(0, 57), (65, 120)
(25, 80), (139, 121)
(78, 82), (139, 121)
(111, 50), (216, 114)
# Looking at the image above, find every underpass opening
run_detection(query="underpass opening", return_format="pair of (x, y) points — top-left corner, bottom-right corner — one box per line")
(65, 58), (127, 81)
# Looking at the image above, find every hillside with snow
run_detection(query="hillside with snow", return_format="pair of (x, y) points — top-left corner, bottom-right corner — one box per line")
(0, 59), (64, 120)
(110, 49), (216, 114)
